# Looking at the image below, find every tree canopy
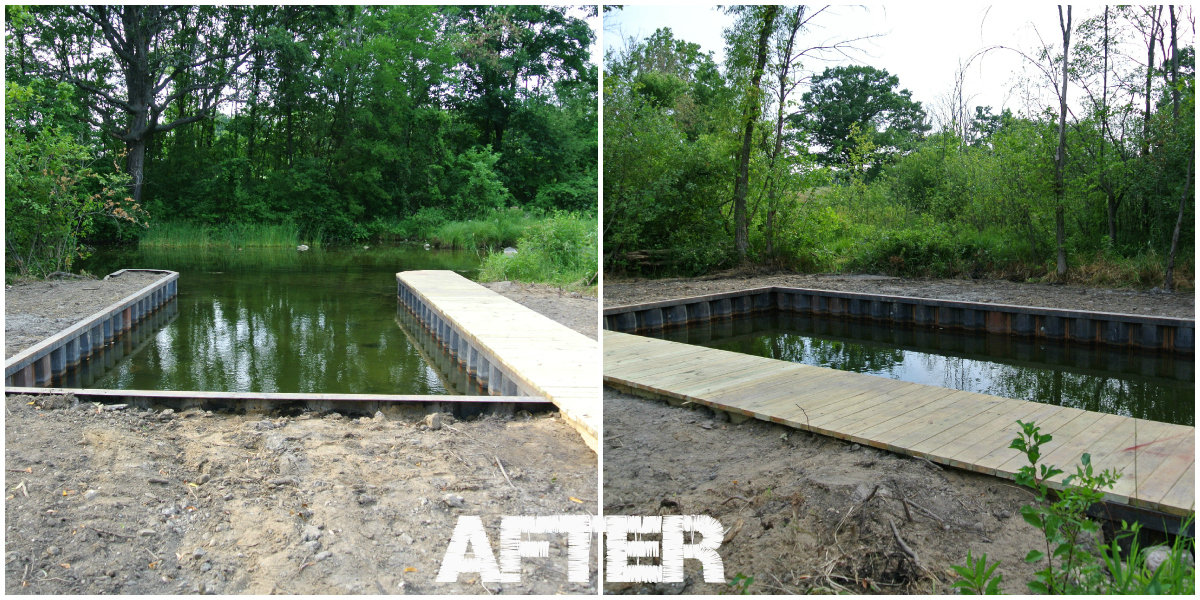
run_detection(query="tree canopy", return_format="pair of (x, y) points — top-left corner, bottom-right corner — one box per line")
(5, 4), (598, 255)
(797, 65), (930, 177)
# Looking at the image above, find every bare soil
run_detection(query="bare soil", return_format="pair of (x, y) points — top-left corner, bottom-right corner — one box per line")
(482, 281), (598, 340)
(5, 271), (168, 359)
(603, 387), (1061, 595)
(4, 280), (598, 595)
(604, 271), (1195, 319)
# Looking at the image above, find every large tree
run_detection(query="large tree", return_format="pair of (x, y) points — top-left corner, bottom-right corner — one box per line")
(726, 5), (778, 260)
(16, 6), (256, 203)
(797, 64), (929, 175)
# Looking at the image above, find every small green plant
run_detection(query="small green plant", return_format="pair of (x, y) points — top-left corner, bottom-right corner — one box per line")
(1010, 419), (1122, 594)
(949, 550), (1002, 595)
(950, 420), (1199, 595)
(724, 572), (754, 594)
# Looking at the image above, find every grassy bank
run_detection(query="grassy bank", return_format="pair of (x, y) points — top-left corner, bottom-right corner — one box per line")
(478, 211), (597, 291)
(139, 222), (319, 248)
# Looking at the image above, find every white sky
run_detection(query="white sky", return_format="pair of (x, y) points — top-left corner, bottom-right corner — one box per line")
(603, 5), (1194, 124)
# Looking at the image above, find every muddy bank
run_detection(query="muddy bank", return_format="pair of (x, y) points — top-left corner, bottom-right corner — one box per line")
(604, 272), (1194, 319)
(603, 387), (1053, 594)
(5, 271), (168, 359)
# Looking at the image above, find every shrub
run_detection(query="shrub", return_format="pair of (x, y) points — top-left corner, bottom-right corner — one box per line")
(478, 211), (597, 289)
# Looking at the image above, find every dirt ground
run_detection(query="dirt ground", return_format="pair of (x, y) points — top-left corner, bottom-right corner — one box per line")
(604, 270), (1195, 319)
(4, 277), (599, 595)
(5, 271), (168, 359)
(603, 387), (1061, 594)
(483, 281), (598, 340)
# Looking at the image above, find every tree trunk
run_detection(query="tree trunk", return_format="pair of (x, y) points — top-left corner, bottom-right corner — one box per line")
(1169, 6), (1180, 121)
(1054, 6), (1072, 278)
(1141, 6), (1161, 157)
(1164, 158), (1192, 293)
(733, 6), (778, 261)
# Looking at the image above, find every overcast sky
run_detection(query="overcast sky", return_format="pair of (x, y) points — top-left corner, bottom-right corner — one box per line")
(603, 5), (1194, 124)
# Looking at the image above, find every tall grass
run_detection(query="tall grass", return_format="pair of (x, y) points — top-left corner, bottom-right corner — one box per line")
(478, 211), (597, 290)
(140, 222), (317, 248)
(430, 208), (537, 249)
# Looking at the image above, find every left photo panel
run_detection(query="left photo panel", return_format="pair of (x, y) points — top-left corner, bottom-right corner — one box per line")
(4, 5), (600, 594)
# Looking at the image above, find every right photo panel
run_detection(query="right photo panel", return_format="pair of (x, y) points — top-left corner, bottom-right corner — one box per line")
(602, 5), (1196, 595)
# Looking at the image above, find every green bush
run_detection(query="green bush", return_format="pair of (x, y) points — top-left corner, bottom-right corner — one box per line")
(478, 211), (597, 289)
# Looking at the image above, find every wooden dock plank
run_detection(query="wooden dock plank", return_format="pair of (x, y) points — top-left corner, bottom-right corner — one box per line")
(400, 271), (597, 452)
(604, 331), (1194, 516)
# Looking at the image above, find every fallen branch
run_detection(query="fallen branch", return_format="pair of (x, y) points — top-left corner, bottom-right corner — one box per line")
(914, 456), (942, 471)
(904, 499), (947, 525)
(493, 455), (517, 490)
(889, 518), (937, 581)
(721, 495), (752, 505)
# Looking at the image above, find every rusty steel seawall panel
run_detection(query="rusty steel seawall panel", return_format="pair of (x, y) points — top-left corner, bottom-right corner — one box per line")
(603, 286), (1194, 354)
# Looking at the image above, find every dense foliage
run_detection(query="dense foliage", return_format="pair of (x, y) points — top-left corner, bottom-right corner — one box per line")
(5, 5), (597, 270)
(604, 7), (1193, 289)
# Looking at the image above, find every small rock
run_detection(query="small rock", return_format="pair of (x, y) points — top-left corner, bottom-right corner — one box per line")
(200, 561), (212, 572)
(302, 525), (322, 542)
(148, 477), (170, 485)
(303, 540), (322, 553)
(84, 489), (99, 500)
(269, 477), (297, 486)
(699, 422), (714, 430)
(102, 404), (128, 411)
(315, 551), (333, 562)
(399, 533), (414, 545)
(357, 494), (377, 506)
(297, 245), (309, 252)
(998, 510), (1012, 519)
(424, 413), (442, 431)
(443, 494), (466, 508)
(373, 410), (386, 422)
(196, 474), (211, 485)
(138, 529), (156, 537)
(45, 546), (60, 556)
(160, 409), (175, 420)
(193, 547), (207, 559)
(1145, 545), (1194, 573)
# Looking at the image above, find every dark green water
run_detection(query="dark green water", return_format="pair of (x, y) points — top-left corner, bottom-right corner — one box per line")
(73, 245), (482, 395)
(646, 312), (1194, 426)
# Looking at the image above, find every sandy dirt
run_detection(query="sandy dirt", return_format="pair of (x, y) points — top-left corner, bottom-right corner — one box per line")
(4, 278), (599, 595)
(604, 271), (1195, 319)
(482, 281), (598, 340)
(5, 271), (168, 359)
(602, 387), (1066, 595)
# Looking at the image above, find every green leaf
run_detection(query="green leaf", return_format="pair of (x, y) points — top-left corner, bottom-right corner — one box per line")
(1025, 549), (1045, 563)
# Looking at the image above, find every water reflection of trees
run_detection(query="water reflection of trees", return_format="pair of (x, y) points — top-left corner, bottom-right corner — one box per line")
(85, 248), (478, 394)
(696, 315), (1193, 427)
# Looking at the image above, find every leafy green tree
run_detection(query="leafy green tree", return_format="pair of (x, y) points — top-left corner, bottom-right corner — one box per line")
(797, 65), (930, 177)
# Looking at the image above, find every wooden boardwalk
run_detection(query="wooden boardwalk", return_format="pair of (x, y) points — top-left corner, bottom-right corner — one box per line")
(399, 271), (598, 452)
(604, 331), (1194, 517)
